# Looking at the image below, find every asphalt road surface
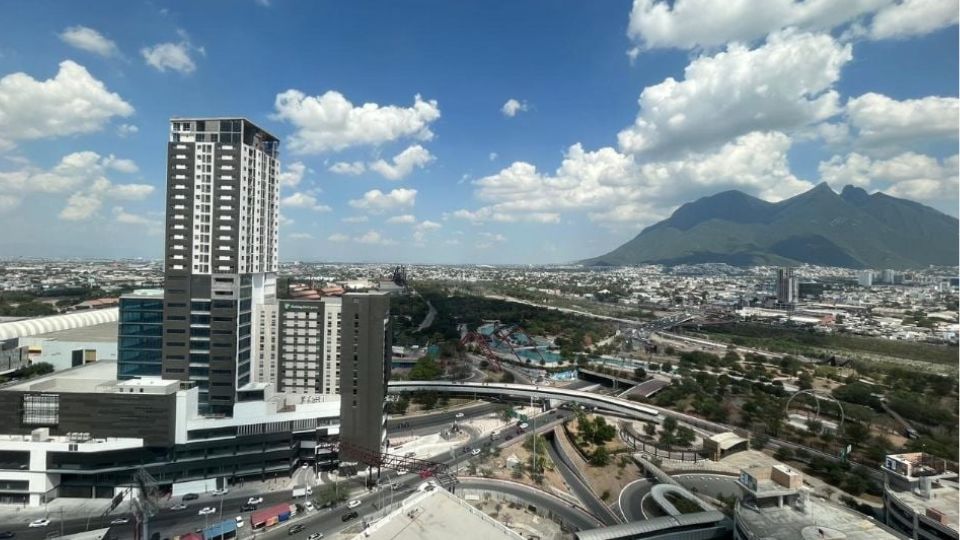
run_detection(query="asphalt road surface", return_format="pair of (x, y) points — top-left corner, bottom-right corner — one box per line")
(618, 478), (654, 522)
(544, 433), (621, 526)
(458, 477), (602, 531)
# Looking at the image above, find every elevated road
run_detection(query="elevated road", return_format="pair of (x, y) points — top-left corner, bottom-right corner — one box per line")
(388, 381), (660, 421)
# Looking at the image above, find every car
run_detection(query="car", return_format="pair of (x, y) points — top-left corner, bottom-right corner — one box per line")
(341, 511), (359, 522)
(182, 493), (199, 501)
(0, 532), (14, 538)
(169, 503), (187, 511)
(301, 462), (310, 469)
(247, 496), (263, 505)
(417, 481), (437, 492)
(504, 434), (514, 441)
(212, 488), (229, 496)
(288, 524), (305, 535)
(347, 499), (361, 509)
(308, 534), (324, 540)
(519, 423), (529, 430)
(240, 503), (257, 512)
(404, 451), (416, 458)
(109, 517), (130, 525)
(306, 486), (313, 495)
(397, 468), (408, 474)
(471, 448), (481, 456)
(28, 519), (50, 528)
(198, 507), (216, 516)
(235, 516), (244, 528)
(455, 412), (464, 418)
(305, 501), (315, 512)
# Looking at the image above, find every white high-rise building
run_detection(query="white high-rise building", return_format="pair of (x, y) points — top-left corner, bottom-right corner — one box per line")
(162, 118), (280, 416)
(859, 270), (874, 288)
(253, 302), (278, 385)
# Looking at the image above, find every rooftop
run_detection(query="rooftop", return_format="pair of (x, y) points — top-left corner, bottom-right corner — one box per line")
(28, 321), (117, 342)
(3, 360), (134, 394)
(736, 495), (901, 540)
(887, 478), (959, 532)
(350, 486), (522, 540)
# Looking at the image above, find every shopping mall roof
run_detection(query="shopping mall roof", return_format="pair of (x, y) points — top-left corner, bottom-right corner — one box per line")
(350, 487), (522, 540)
(26, 321), (117, 343)
(0, 308), (118, 340)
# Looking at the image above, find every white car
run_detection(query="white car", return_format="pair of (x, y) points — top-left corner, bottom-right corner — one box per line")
(307, 534), (325, 540)
(397, 468), (408, 475)
(306, 486), (313, 495)
(305, 501), (315, 512)
(347, 499), (361, 509)
(455, 412), (464, 418)
(212, 488), (229, 496)
(169, 503), (187, 511)
(301, 462), (310, 469)
(471, 448), (481, 456)
(235, 516), (244, 528)
(519, 423), (529, 430)
(109, 517), (130, 525)
(417, 481), (437, 492)
(28, 519), (50, 528)
(198, 507), (216, 516)
(247, 496), (263, 505)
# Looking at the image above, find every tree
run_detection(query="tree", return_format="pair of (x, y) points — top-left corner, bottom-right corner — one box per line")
(500, 370), (515, 383)
(662, 416), (678, 433)
(409, 357), (442, 380)
(633, 367), (647, 381)
(643, 422), (656, 436)
(589, 446), (610, 466)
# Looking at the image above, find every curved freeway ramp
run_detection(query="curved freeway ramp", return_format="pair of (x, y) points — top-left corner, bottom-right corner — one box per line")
(457, 477), (604, 531)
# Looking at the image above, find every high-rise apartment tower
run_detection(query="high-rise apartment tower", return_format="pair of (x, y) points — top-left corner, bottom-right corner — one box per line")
(161, 118), (280, 416)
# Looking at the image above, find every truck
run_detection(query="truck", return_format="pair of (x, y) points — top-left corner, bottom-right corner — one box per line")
(292, 487), (309, 498)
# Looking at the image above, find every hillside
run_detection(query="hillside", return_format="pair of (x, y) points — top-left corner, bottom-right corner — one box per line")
(585, 184), (958, 269)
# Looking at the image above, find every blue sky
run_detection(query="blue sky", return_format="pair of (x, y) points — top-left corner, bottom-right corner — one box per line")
(0, 0), (956, 263)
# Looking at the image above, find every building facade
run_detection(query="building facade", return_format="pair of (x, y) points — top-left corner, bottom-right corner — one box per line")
(338, 292), (391, 461)
(253, 302), (278, 386)
(0, 361), (339, 506)
(117, 290), (164, 380)
(161, 118), (280, 416)
(775, 267), (798, 306)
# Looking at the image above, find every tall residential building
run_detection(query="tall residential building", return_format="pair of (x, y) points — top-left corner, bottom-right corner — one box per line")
(859, 269), (874, 288)
(117, 289), (164, 380)
(161, 118), (280, 416)
(338, 292), (392, 461)
(775, 267), (798, 306)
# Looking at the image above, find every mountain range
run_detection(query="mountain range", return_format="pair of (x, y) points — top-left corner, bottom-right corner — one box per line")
(585, 183), (959, 269)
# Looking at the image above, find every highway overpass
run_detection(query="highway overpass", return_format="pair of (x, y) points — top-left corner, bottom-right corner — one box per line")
(388, 381), (660, 421)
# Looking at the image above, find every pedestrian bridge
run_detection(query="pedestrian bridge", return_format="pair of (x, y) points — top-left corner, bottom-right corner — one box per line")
(387, 381), (660, 421)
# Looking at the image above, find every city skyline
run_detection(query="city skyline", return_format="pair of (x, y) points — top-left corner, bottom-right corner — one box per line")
(0, 1), (956, 265)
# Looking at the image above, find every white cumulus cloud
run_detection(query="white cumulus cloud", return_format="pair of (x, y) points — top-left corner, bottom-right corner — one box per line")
(349, 188), (417, 213)
(869, 0), (959, 40)
(369, 145), (435, 180)
(59, 26), (120, 57)
(279, 161), (308, 187)
(141, 36), (203, 74)
(272, 90), (440, 153)
(501, 98), (528, 117)
(845, 92), (959, 151)
(386, 214), (417, 224)
(617, 30), (851, 156)
(0, 61), (133, 147)
(281, 192), (331, 212)
(329, 161), (366, 175)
